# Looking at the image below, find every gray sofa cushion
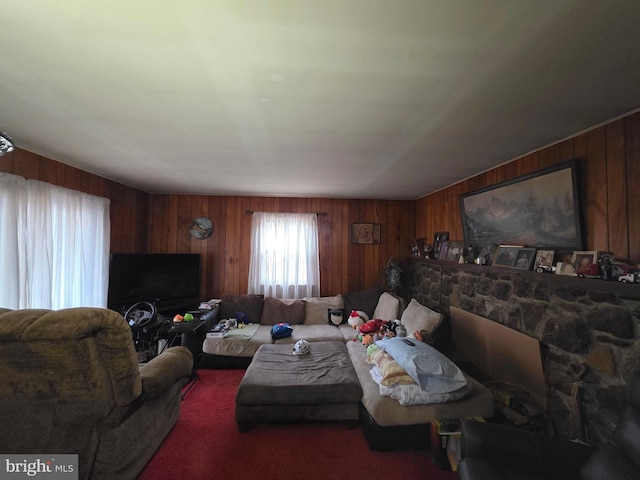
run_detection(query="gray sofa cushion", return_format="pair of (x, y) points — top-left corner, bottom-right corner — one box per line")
(304, 294), (344, 325)
(262, 297), (306, 325)
(273, 324), (346, 344)
(220, 294), (264, 323)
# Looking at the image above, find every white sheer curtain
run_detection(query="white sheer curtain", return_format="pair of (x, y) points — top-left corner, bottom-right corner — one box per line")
(248, 212), (320, 299)
(0, 173), (111, 309)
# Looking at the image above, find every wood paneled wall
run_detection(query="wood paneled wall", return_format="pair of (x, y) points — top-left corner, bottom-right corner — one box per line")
(0, 148), (148, 253)
(146, 195), (415, 299)
(5, 109), (638, 300)
(416, 111), (640, 264)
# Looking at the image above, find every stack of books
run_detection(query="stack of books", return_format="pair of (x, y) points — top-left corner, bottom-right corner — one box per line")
(206, 323), (229, 338)
(199, 299), (221, 310)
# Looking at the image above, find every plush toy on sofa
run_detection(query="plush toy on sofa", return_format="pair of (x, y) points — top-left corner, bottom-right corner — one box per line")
(348, 310), (369, 329)
(361, 333), (374, 346)
(394, 320), (407, 337)
(357, 318), (385, 334)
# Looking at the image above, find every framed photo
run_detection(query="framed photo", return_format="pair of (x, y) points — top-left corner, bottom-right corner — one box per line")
(351, 223), (381, 244)
(556, 261), (577, 276)
(534, 249), (555, 269)
(571, 250), (598, 275)
(492, 245), (522, 268)
(513, 247), (537, 270)
(459, 159), (583, 254)
(443, 241), (464, 263)
(433, 231), (449, 259)
(439, 241), (450, 260)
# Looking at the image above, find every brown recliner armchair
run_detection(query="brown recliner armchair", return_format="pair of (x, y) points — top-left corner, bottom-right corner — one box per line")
(457, 370), (640, 480)
(0, 307), (193, 480)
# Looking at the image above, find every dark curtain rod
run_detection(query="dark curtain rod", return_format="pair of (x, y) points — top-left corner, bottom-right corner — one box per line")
(244, 210), (326, 217)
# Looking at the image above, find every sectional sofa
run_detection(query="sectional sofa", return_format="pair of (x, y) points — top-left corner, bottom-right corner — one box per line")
(201, 288), (495, 449)
(202, 287), (397, 367)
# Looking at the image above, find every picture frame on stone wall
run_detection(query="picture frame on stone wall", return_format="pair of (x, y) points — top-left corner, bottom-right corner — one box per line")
(556, 261), (578, 276)
(513, 247), (537, 270)
(438, 241), (450, 260)
(444, 241), (464, 262)
(459, 159), (583, 255)
(492, 245), (522, 268)
(534, 249), (555, 269)
(571, 250), (598, 275)
(433, 231), (449, 259)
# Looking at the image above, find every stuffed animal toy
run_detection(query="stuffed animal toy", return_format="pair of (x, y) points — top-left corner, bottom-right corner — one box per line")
(379, 321), (396, 338)
(357, 318), (385, 334)
(395, 323), (407, 337)
(361, 334), (374, 346)
(348, 310), (369, 329)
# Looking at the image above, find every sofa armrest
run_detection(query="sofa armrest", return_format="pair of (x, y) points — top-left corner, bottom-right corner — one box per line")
(460, 420), (594, 480)
(199, 305), (220, 331)
(139, 346), (193, 398)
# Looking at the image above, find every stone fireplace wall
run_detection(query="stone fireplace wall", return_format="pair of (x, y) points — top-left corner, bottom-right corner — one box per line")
(401, 257), (640, 445)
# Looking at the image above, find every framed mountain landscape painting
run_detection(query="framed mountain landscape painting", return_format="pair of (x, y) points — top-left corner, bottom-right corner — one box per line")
(459, 159), (583, 254)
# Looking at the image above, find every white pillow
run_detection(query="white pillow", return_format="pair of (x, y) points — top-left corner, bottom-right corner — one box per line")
(304, 295), (344, 325)
(376, 336), (467, 393)
(401, 298), (443, 335)
(372, 292), (401, 320)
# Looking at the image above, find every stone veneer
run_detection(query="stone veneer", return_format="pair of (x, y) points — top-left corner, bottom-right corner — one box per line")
(401, 257), (640, 446)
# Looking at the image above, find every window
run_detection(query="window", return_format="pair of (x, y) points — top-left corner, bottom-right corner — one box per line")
(0, 173), (111, 309)
(248, 212), (320, 299)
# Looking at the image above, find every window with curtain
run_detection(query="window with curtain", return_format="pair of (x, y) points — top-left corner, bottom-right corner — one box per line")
(0, 173), (111, 309)
(248, 212), (320, 299)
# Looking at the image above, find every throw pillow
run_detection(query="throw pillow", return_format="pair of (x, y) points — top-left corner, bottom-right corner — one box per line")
(261, 297), (306, 325)
(327, 308), (344, 327)
(270, 322), (293, 340)
(375, 336), (467, 393)
(400, 298), (443, 336)
(304, 295), (344, 325)
(221, 294), (264, 324)
(372, 292), (401, 321)
(342, 287), (383, 323)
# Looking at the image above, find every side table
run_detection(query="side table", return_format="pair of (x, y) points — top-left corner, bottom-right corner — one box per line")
(164, 306), (219, 362)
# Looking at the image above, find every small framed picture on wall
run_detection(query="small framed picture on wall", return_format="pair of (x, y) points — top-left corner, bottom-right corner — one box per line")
(351, 223), (381, 244)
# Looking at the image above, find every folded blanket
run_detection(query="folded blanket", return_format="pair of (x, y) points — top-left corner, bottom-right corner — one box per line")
(370, 365), (471, 406)
(223, 324), (260, 339)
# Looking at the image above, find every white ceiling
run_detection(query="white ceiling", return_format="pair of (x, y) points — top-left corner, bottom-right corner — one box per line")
(1, 1), (640, 200)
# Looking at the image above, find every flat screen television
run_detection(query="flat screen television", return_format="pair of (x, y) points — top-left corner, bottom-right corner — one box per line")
(107, 253), (201, 313)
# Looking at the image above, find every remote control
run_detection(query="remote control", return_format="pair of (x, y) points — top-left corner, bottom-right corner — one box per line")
(403, 339), (415, 346)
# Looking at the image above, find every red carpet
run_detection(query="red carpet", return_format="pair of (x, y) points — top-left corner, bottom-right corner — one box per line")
(139, 369), (457, 480)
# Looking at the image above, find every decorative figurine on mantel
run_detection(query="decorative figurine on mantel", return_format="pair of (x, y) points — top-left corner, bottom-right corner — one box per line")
(411, 238), (426, 257)
(383, 258), (404, 294)
(463, 245), (480, 264)
(600, 254), (613, 281)
(424, 243), (434, 258)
